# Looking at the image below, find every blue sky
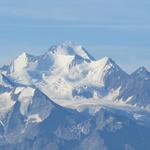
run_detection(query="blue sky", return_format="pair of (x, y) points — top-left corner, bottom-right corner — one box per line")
(0, 0), (150, 73)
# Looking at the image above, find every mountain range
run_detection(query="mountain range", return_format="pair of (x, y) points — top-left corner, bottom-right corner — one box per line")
(0, 41), (150, 150)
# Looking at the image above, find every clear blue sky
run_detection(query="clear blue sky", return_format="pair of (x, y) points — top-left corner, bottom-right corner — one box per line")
(0, 0), (150, 73)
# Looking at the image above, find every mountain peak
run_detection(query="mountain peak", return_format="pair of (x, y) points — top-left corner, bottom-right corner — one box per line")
(100, 57), (118, 69)
(101, 57), (113, 63)
(61, 41), (76, 47)
(132, 66), (150, 79)
(13, 52), (30, 71)
(133, 67), (150, 75)
(136, 66), (149, 73)
(17, 52), (30, 60)
(47, 42), (95, 61)
(10, 52), (36, 73)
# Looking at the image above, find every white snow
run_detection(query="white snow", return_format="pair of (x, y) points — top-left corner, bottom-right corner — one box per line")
(0, 92), (15, 114)
(27, 114), (42, 123)
(12, 52), (29, 72)
(18, 87), (35, 115)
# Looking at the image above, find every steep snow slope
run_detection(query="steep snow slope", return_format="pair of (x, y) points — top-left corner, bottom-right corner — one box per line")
(71, 57), (129, 100)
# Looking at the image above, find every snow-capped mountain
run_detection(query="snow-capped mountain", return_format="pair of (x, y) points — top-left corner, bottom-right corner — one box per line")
(1, 41), (149, 107)
(0, 41), (150, 149)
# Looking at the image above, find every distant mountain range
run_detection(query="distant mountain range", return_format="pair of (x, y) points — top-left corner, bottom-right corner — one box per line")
(0, 42), (150, 150)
